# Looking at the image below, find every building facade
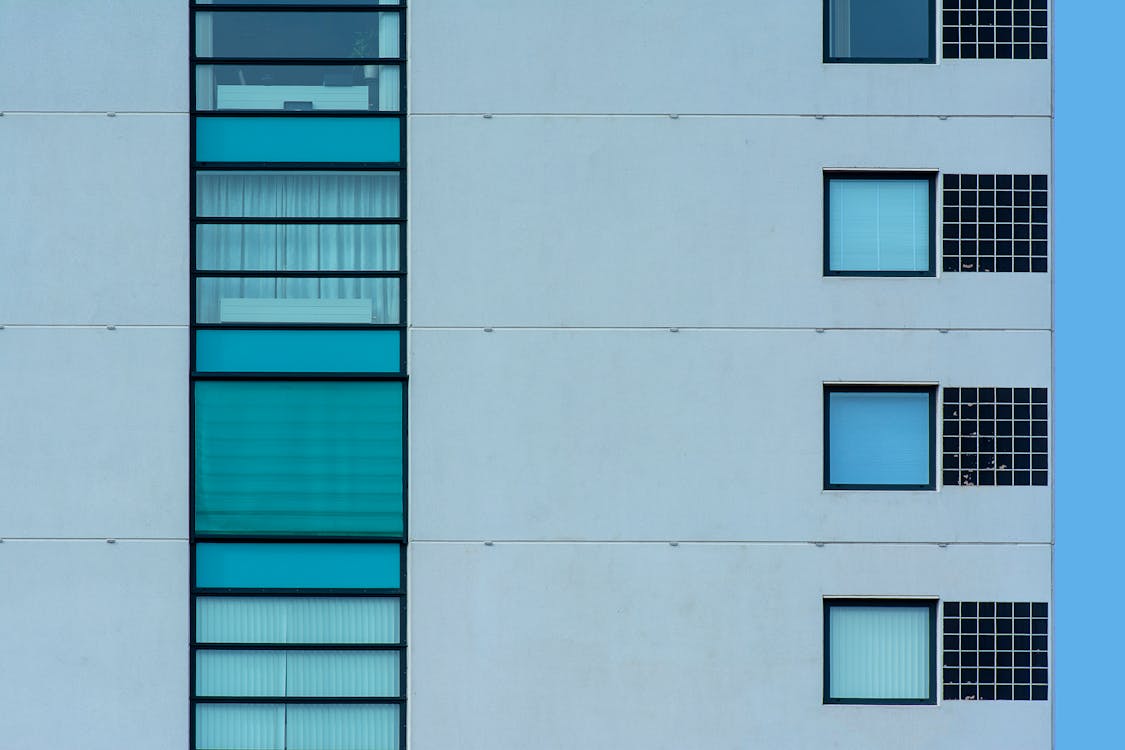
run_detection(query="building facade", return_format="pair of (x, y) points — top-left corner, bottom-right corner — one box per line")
(0, 1), (1052, 748)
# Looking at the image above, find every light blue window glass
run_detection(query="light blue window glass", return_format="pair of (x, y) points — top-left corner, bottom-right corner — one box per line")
(195, 543), (400, 589)
(827, 603), (933, 702)
(196, 704), (398, 750)
(195, 224), (400, 272)
(194, 381), (403, 537)
(197, 650), (399, 697)
(196, 597), (400, 644)
(195, 277), (399, 324)
(196, 330), (400, 374)
(828, 178), (931, 273)
(827, 389), (933, 488)
(196, 117), (400, 163)
(196, 171), (400, 219)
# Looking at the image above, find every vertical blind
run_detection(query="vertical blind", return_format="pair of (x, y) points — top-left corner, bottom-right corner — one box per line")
(196, 650), (399, 697)
(195, 382), (403, 536)
(197, 597), (400, 644)
(828, 390), (931, 486)
(196, 703), (398, 750)
(829, 178), (930, 272)
(828, 604), (931, 700)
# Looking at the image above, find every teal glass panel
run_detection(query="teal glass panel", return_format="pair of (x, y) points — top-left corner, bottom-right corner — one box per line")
(197, 650), (399, 697)
(196, 597), (400, 644)
(195, 543), (400, 589)
(828, 390), (932, 487)
(829, 178), (931, 272)
(828, 604), (932, 700)
(195, 704), (399, 750)
(194, 381), (403, 536)
(196, 330), (400, 373)
(196, 117), (400, 164)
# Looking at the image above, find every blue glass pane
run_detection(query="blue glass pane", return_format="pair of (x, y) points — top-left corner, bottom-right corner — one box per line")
(828, 0), (931, 60)
(194, 381), (403, 537)
(195, 277), (399, 324)
(195, 12), (400, 59)
(196, 650), (400, 697)
(196, 118), (400, 163)
(196, 330), (400, 373)
(828, 390), (932, 486)
(828, 179), (931, 272)
(196, 597), (400, 644)
(195, 543), (400, 589)
(829, 605), (931, 699)
(195, 704), (398, 750)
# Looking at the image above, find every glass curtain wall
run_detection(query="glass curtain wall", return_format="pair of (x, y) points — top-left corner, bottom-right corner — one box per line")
(189, 4), (407, 749)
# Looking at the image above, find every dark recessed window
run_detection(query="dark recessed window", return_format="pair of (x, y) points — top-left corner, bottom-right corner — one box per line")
(825, 386), (937, 490)
(825, 0), (936, 63)
(825, 173), (936, 276)
(825, 600), (937, 704)
(942, 601), (1049, 701)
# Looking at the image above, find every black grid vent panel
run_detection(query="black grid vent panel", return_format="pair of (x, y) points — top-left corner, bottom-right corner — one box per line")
(942, 0), (1049, 60)
(942, 387), (1049, 487)
(943, 601), (1049, 700)
(942, 174), (1048, 273)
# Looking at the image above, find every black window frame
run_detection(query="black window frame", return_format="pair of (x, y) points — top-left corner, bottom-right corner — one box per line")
(824, 598), (939, 705)
(823, 0), (938, 64)
(824, 171), (938, 278)
(823, 384), (938, 491)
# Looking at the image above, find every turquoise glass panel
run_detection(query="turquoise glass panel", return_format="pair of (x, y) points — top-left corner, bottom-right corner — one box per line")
(196, 650), (399, 697)
(196, 330), (400, 373)
(196, 117), (400, 163)
(195, 543), (400, 589)
(195, 381), (403, 536)
(195, 704), (398, 750)
(196, 597), (400, 643)
(828, 390), (932, 487)
(829, 604), (932, 700)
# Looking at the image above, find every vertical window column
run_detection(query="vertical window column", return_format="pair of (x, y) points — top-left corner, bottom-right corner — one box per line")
(189, 4), (407, 750)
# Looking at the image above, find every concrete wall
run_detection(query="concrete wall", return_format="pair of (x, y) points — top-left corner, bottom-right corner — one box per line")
(0, 3), (187, 748)
(409, 1), (1051, 747)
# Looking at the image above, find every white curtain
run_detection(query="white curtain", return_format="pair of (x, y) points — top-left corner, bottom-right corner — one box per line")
(196, 172), (400, 219)
(196, 225), (399, 272)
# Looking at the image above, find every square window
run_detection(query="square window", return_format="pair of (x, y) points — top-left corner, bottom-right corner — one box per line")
(825, 600), (936, 704)
(825, 386), (937, 489)
(826, 0), (935, 62)
(826, 174), (935, 275)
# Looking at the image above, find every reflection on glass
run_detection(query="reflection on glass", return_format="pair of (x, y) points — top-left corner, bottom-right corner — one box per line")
(196, 64), (399, 111)
(195, 12), (400, 59)
(196, 277), (400, 324)
(196, 172), (400, 218)
(197, 225), (400, 272)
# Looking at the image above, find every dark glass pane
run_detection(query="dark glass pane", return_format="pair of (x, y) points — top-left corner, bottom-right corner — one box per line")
(828, 0), (932, 60)
(196, 12), (400, 59)
(196, 64), (399, 111)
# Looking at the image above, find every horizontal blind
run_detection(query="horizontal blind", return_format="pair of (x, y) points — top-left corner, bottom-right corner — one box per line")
(829, 391), (931, 486)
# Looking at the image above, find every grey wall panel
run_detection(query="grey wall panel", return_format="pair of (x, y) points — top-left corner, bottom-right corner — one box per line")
(0, 114), (188, 325)
(0, 327), (187, 538)
(409, 115), (1050, 329)
(0, 0), (186, 112)
(0, 540), (188, 750)
(409, 329), (1050, 543)
(411, 1), (1050, 116)
(410, 542), (1050, 750)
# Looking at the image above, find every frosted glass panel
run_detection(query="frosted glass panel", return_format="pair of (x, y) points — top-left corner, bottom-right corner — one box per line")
(829, 605), (932, 700)
(197, 597), (400, 644)
(197, 651), (399, 697)
(829, 178), (931, 272)
(195, 543), (400, 589)
(196, 703), (284, 750)
(828, 390), (932, 487)
(194, 381), (403, 537)
(195, 277), (399, 324)
(196, 224), (400, 272)
(196, 172), (400, 219)
(196, 704), (398, 750)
